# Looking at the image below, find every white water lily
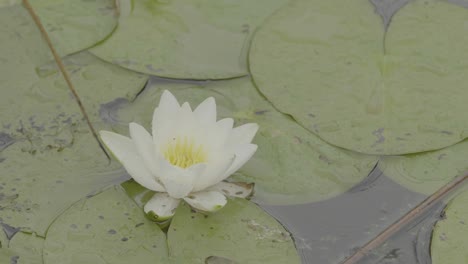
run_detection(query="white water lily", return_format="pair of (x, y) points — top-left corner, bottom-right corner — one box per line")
(100, 90), (258, 221)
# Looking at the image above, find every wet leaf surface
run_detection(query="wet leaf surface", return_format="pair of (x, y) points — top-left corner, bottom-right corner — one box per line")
(250, 0), (468, 155)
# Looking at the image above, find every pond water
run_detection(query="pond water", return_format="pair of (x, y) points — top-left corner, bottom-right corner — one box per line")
(2, 0), (468, 263)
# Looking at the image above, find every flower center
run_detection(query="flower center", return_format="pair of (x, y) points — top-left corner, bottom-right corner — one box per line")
(163, 136), (207, 169)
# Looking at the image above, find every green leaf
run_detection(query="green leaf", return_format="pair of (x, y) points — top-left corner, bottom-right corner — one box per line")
(43, 186), (169, 264)
(0, 4), (148, 236)
(249, 0), (468, 155)
(27, 0), (118, 58)
(379, 140), (468, 195)
(90, 0), (288, 79)
(8, 232), (44, 264)
(167, 198), (300, 264)
(0, 231), (44, 264)
(112, 77), (377, 205)
(120, 180), (155, 208)
(431, 190), (468, 264)
(0, 0), (19, 8)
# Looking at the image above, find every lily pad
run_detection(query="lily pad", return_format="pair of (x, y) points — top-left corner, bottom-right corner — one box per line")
(7, 232), (44, 264)
(0, 4), (148, 236)
(167, 198), (300, 264)
(249, 0), (468, 155)
(0, 0), (19, 8)
(90, 0), (288, 79)
(431, 190), (468, 264)
(0, 231), (44, 264)
(25, 0), (117, 59)
(43, 186), (169, 264)
(379, 140), (468, 195)
(110, 77), (377, 205)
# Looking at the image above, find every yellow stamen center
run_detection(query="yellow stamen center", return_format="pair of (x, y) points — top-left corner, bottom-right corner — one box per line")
(163, 136), (207, 168)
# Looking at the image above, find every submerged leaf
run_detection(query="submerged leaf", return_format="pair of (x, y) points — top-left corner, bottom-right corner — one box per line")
(43, 186), (169, 264)
(167, 199), (300, 264)
(249, 0), (468, 155)
(111, 77), (377, 205)
(91, 0), (288, 79)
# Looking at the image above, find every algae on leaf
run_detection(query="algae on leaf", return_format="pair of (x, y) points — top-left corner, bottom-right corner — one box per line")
(168, 198), (300, 264)
(431, 190), (468, 264)
(109, 77), (377, 205)
(249, 0), (468, 155)
(43, 186), (169, 264)
(91, 0), (288, 79)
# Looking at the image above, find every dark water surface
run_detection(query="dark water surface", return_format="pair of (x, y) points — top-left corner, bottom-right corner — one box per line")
(262, 169), (443, 264)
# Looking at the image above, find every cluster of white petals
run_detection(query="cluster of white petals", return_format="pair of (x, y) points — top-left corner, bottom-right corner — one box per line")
(100, 90), (258, 220)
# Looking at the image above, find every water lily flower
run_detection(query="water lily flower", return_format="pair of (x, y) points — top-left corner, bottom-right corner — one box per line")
(100, 90), (258, 221)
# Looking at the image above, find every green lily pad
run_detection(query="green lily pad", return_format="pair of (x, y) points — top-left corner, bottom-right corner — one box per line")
(121, 180), (154, 208)
(43, 186), (169, 264)
(26, 0), (117, 59)
(249, 0), (468, 155)
(110, 77), (377, 205)
(90, 0), (288, 79)
(379, 140), (468, 195)
(167, 198), (300, 263)
(0, 231), (44, 264)
(431, 190), (468, 264)
(0, 4), (148, 236)
(0, 0), (19, 8)
(0, 248), (19, 263)
(7, 232), (44, 264)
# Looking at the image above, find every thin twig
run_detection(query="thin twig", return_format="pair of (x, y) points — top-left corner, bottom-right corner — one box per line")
(341, 172), (468, 264)
(22, 0), (110, 159)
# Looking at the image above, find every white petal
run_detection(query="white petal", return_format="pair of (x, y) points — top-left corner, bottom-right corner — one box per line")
(144, 193), (180, 222)
(180, 102), (196, 131)
(183, 191), (227, 212)
(222, 144), (258, 180)
(217, 118), (234, 133)
(152, 90), (180, 142)
(157, 159), (205, 199)
(155, 102), (198, 150)
(192, 153), (235, 192)
(227, 123), (259, 148)
(99, 131), (165, 192)
(129, 122), (159, 174)
(207, 181), (254, 198)
(194, 97), (216, 124)
(204, 118), (234, 152)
